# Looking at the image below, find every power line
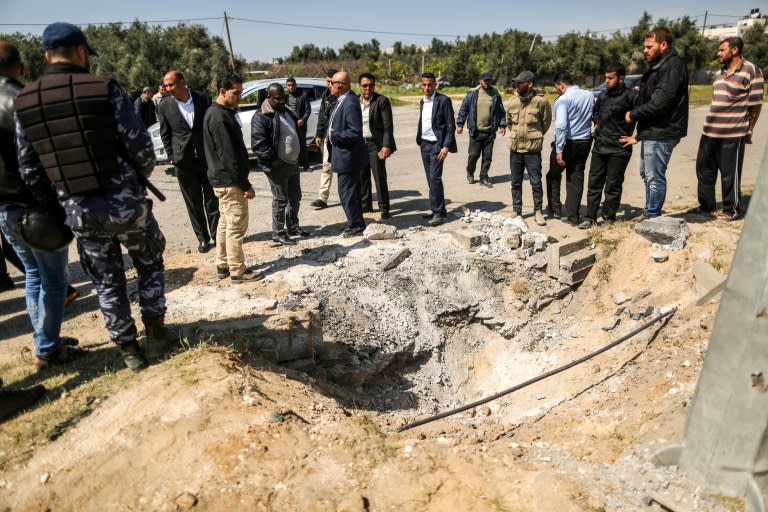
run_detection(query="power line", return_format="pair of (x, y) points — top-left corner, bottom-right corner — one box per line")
(229, 16), (462, 39)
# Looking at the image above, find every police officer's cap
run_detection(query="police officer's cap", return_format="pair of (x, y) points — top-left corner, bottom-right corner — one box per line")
(42, 22), (98, 56)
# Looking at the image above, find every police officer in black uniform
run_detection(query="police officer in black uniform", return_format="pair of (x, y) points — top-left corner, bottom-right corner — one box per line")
(14, 22), (178, 372)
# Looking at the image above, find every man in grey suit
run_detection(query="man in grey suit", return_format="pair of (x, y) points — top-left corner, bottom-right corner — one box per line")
(158, 70), (219, 253)
(327, 71), (366, 237)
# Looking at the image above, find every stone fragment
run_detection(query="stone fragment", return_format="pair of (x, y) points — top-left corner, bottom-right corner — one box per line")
(451, 228), (490, 250)
(602, 316), (621, 331)
(634, 216), (691, 247)
(175, 492), (198, 509)
(380, 247), (411, 271)
(651, 251), (669, 263)
(632, 288), (652, 302)
(692, 259), (727, 305)
(612, 292), (631, 305)
(506, 233), (522, 249)
(504, 215), (529, 233)
(363, 223), (397, 240)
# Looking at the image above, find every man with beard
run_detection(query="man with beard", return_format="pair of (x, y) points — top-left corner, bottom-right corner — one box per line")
(251, 83), (310, 245)
(692, 36), (763, 221)
(506, 70), (551, 226)
(456, 71), (506, 188)
(580, 65), (638, 228)
(625, 26), (688, 221)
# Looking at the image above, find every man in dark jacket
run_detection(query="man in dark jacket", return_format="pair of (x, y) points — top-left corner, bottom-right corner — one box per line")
(203, 73), (261, 283)
(134, 86), (156, 127)
(417, 72), (457, 226)
(0, 38), (81, 371)
(358, 72), (396, 219)
(14, 23), (178, 372)
(285, 77), (311, 170)
(456, 71), (506, 188)
(310, 69), (338, 209)
(252, 83), (310, 244)
(626, 26), (688, 220)
(579, 65), (638, 228)
(158, 70), (219, 252)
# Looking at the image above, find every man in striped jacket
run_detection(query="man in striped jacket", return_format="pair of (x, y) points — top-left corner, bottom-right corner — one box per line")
(693, 36), (763, 221)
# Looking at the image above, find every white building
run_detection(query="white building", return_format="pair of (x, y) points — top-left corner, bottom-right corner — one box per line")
(703, 8), (767, 40)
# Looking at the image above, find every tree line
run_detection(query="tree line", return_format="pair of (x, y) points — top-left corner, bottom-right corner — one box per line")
(2, 13), (767, 94)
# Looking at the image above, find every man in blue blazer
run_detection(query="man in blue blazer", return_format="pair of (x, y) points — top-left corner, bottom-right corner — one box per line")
(328, 71), (366, 236)
(416, 72), (457, 226)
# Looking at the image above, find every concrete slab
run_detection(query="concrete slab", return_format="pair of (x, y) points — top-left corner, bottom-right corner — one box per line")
(693, 259), (727, 305)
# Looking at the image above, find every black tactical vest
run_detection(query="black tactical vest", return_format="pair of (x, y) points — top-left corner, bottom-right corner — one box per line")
(15, 73), (120, 197)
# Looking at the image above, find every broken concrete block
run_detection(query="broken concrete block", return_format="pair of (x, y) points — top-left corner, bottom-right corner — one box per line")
(634, 216), (691, 247)
(381, 247), (411, 271)
(546, 236), (591, 277)
(632, 288), (652, 302)
(560, 251), (596, 273)
(693, 259), (727, 305)
(558, 265), (593, 285)
(506, 233), (522, 249)
(364, 223), (397, 240)
(504, 215), (529, 233)
(522, 232), (550, 252)
(451, 228), (490, 250)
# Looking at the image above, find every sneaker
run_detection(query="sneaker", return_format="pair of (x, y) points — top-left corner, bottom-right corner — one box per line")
(287, 226), (311, 237)
(217, 266), (230, 280)
(64, 286), (80, 306)
(0, 385), (46, 422)
(341, 227), (365, 238)
(578, 219), (595, 230)
(466, 175), (475, 184)
(534, 210), (547, 226)
(479, 179), (494, 188)
(119, 340), (148, 372)
(231, 270), (264, 283)
(428, 216), (445, 227)
(310, 199), (327, 209)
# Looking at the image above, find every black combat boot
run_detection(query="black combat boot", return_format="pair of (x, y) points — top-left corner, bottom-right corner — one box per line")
(142, 314), (181, 360)
(119, 340), (148, 372)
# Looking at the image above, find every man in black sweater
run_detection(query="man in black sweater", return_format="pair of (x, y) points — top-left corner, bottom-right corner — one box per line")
(203, 73), (261, 283)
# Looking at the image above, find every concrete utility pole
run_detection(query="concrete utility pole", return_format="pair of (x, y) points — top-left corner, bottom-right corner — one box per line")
(224, 12), (236, 72)
(652, 143), (768, 512)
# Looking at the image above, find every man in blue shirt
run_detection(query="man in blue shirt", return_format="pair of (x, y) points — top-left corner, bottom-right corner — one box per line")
(552, 72), (594, 225)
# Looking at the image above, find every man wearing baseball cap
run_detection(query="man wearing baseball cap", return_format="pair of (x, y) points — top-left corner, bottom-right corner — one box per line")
(14, 22), (179, 372)
(456, 71), (506, 188)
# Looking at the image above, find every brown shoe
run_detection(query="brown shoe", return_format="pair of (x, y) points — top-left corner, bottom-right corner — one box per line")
(631, 213), (650, 223)
(534, 210), (547, 226)
(231, 270), (264, 283)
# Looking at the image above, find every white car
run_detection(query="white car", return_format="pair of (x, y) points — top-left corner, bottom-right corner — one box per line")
(149, 77), (327, 162)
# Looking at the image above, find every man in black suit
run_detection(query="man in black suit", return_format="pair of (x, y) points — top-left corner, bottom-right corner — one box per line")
(416, 72), (457, 226)
(158, 70), (219, 253)
(358, 72), (396, 220)
(285, 77), (311, 171)
(328, 71), (366, 237)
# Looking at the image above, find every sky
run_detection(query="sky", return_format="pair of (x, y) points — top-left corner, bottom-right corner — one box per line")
(0, 1), (762, 63)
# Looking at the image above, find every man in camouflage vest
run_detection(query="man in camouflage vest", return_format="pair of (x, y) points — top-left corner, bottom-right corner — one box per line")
(14, 22), (179, 372)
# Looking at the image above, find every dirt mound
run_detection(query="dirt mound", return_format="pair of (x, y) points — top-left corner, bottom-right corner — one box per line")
(0, 212), (744, 511)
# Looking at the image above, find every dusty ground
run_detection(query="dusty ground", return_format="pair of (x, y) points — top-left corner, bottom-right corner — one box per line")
(0, 101), (764, 511)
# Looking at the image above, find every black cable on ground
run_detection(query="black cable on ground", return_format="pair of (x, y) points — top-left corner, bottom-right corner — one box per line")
(397, 306), (677, 432)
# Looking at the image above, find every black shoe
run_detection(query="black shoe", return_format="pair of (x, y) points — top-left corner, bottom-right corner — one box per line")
(198, 241), (213, 253)
(0, 385), (46, 422)
(380, 210), (391, 220)
(272, 233), (297, 245)
(35, 344), (87, 372)
(310, 199), (327, 209)
(421, 212), (435, 220)
(547, 208), (561, 220)
(217, 266), (230, 280)
(231, 270), (265, 283)
(119, 340), (148, 372)
(428, 215), (446, 227)
(564, 217), (580, 226)
(479, 179), (494, 188)
(341, 227), (364, 238)
(142, 314), (181, 360)
(466, 175), (475, 184)
(287, 226), (311, 237)
(0, 274), (14, 292)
